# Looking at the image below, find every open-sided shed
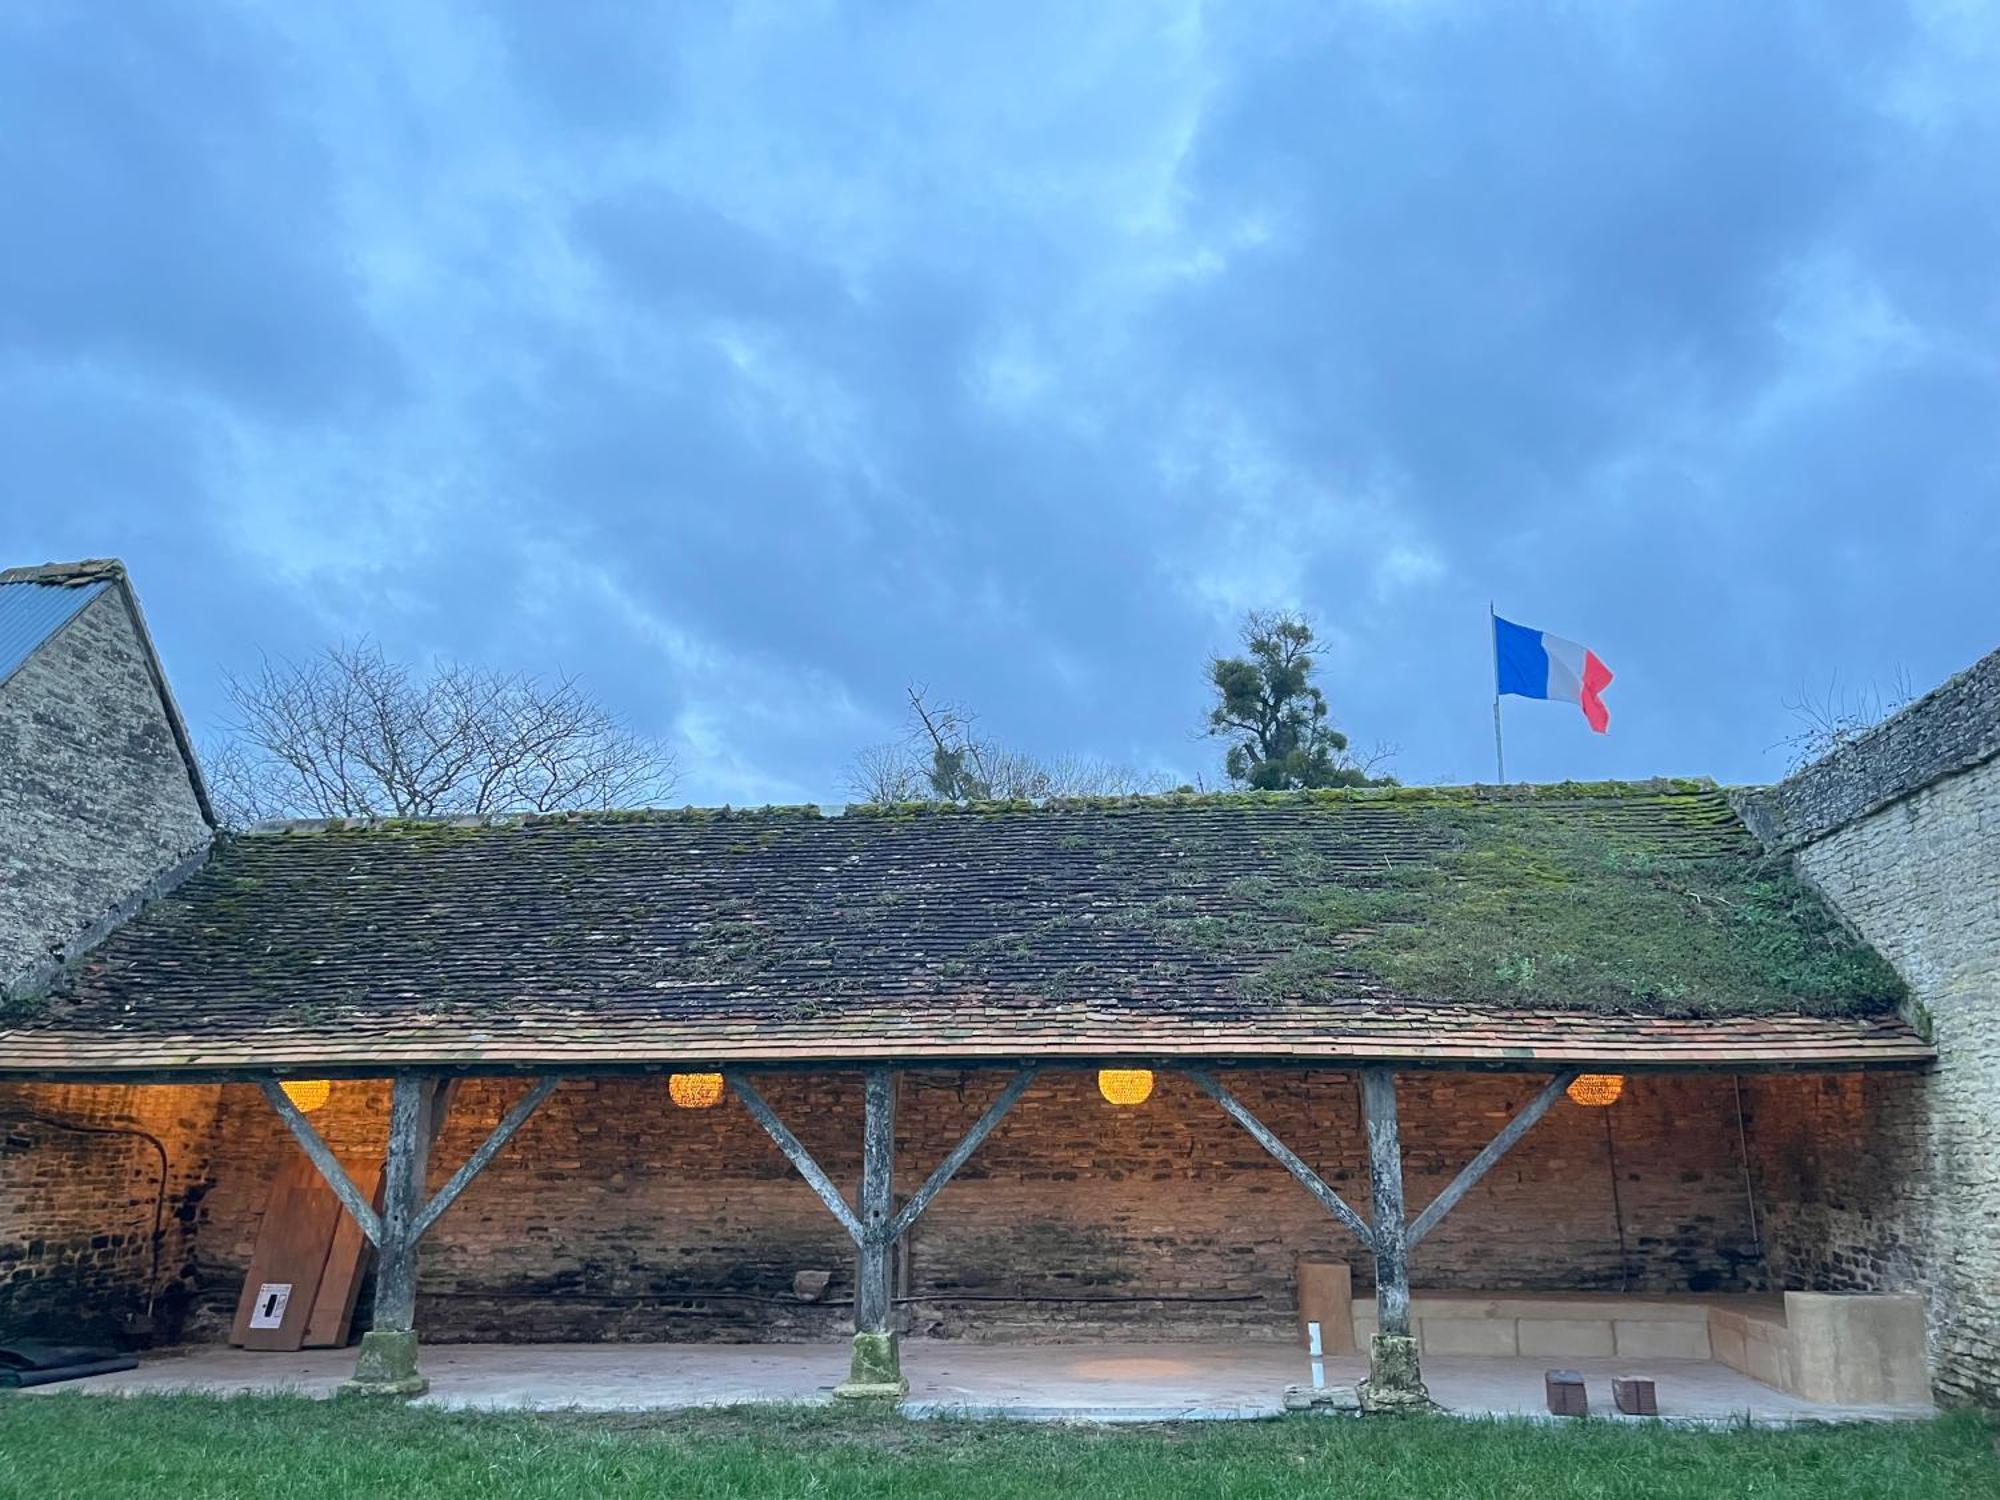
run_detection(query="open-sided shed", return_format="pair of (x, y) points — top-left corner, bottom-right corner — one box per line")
(0, 784), (1933, 1408)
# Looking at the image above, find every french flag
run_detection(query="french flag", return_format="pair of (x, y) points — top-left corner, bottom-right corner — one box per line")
(1494, 615), (1613, 733)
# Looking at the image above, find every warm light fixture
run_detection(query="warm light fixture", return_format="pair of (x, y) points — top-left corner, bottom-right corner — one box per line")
(1097, 1069), (1155, 1106)
(669, 1072), (725, 1110)
(280, 1079), (331, 1114)
(1567, 1074), (1625, 1107)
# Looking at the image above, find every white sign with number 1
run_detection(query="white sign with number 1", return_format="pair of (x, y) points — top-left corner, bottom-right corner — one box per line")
(249, 1282), (292, 1329)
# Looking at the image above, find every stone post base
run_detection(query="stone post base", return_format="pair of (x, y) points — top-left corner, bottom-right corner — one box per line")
(1357, 1333), (1432, 1414)
(338, 1329), (429, 1399)
(833, 1330), (908, 1400)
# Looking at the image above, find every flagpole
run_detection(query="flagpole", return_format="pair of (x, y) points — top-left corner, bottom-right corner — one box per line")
(1490, 600), (1506, 784)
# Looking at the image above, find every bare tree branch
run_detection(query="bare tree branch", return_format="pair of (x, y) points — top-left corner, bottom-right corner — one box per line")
(844, 685), (1167, 806)
(1773, 669), (1915, 772)
(205, 641), (678, 826)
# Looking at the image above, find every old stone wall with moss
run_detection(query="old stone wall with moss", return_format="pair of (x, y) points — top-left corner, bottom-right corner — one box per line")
(0, 1068), (1779, 1348)
(1738, 686), (2000, 1410)
(0, 586), (210, 995)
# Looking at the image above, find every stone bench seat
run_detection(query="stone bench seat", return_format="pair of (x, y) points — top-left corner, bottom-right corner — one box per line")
(1341, 1290), (1927, 1406)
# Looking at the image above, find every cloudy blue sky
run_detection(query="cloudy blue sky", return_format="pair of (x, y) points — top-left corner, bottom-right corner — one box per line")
(5, 1), (1996, 804)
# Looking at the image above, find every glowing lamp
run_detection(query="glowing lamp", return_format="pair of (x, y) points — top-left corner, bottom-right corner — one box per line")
(280, 1079), (331, 1114)
(1566, 1074), (1625, 1107)
(669, 1072), (725, 1110)
(1097, 1069), (1154, 1106)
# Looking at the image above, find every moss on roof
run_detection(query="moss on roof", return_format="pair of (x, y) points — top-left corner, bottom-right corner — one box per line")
(19, 782), (1907, 1041)
(1133, 795), (1904, 1015)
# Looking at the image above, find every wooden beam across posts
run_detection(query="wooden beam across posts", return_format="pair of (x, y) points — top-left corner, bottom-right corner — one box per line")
(853, 1066), (897, 1336)
(1360, 1067), (1411, 1339)
(258, 1079), (382, 1246)
(1406, 1070), (1579, 1248)
(412, 1076), (560, 1241)
(887, 1068), (1036, 1243)
(1182, 1068), (1374, 1246)
(725, 1071), (864, 1243)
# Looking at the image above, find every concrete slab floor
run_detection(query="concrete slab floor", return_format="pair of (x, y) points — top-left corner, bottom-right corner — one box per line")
(24, 1341), (1935, 1426)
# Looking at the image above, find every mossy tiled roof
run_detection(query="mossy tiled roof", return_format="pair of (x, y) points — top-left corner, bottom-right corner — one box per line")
(0, 782), (1928, 1077)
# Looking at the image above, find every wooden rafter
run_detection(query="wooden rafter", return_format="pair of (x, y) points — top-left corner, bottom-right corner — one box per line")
(1182, 1068), (1373, 1245)
(258, 1079), (383, 1246)
(726, 1071), (864, 1243)
(1406, 1070), (1578, 1247)
(413, 1076), (561, 1240)
(261, 1075), (560, 1253)
(888, 1068), (1037, 1243)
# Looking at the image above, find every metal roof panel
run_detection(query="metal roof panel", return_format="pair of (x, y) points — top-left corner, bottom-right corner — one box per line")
(0, 578), (111, 686)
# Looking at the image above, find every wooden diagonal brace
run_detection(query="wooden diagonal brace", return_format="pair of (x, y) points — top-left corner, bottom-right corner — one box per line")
(1406, 1070), (1578, 1248)
(1183, 1068), (1373, 1246)
(726, 1070), (864, 1243)
(259, 1078), (382, 1247)
(412, 1076), (560, 1242)
(888, 1068), (1037, 1243)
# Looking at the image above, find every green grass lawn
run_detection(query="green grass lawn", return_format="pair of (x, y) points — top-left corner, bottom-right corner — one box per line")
(0, 1397), (1992, 1500)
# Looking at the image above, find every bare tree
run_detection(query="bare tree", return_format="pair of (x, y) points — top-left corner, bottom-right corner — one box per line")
(1775, 669), (1916, 771)
(206, 642), (678, 825)
(844, 686), (1165, 805)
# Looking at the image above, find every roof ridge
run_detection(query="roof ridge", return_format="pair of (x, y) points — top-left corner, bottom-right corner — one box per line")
(232, 778), (1726, 834)
(242, 805), (829, 834)
(0, 557), (127, 587)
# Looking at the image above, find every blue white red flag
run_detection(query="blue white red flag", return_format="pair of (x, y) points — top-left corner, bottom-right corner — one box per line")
(1493, 615), (1613, 733)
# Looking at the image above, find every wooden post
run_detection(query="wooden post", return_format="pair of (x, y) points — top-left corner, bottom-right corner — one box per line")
(840, 1065), (906, 1396)
(854, 1066), (896, 1333)
(1359, 1066), (1428, 1411)
(341, 1074), (439, 1397)
(372, 1075), (436, 1333)
(1360, 1067), (1409, 1338)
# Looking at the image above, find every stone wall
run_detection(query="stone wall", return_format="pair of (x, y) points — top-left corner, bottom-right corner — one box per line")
(0, 584), (211, 993)
(1736, 644), (2000, 1409)
(23, 1067), (1771, 1348)
(1743, 1070), (1930, 1296)
(0, 573), (218, 1343)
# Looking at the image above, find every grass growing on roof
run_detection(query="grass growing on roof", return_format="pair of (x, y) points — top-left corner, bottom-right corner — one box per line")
(1145, 796), (1908, 1017)
(0, 1396), (1990, 1500)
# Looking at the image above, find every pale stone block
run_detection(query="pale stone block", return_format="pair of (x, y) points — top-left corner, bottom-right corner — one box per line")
(1612, 1319), (1711, 1360)
(1784, 1292), (1931, 1406)
(1742, 1332), (1790, 1391)
(1709, 1319), (1748, 1374)
(1420, 1316), (1521, 1356)
(1518, 1319), (1617, 1358)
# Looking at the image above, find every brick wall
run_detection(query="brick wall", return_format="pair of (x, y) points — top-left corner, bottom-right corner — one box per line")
(1736, 644), (2000, 1408)
(0, 584), (211, 992)
(0, 1082), (222, 1342)
(68, 1066), (1769, 1348)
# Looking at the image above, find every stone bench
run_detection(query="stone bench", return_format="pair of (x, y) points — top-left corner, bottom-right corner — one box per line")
(1341, 1289), (1929, 1404)
(1709, 1292), (1929, 1406)
(1351, 1292), (1725, 1361)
